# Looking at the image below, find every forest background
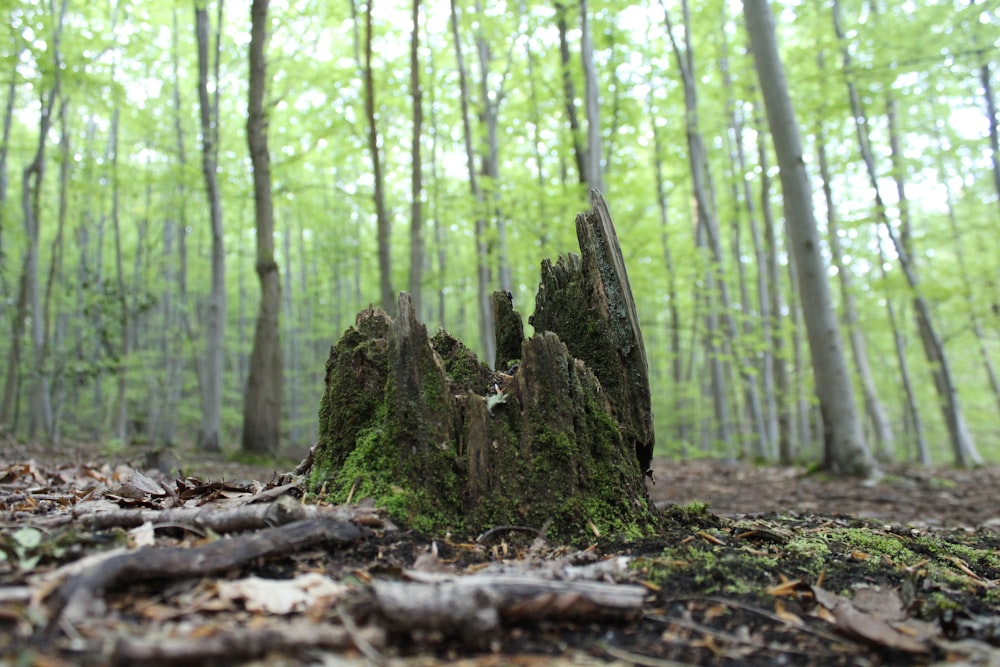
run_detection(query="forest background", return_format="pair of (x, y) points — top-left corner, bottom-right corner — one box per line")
(1, 0), (998, 470)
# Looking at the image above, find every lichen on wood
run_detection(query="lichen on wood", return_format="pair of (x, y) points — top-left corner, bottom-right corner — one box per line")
(308, 192), (659, 540)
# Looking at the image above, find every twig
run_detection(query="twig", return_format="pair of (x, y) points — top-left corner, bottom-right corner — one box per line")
(475, 525), (542, 543)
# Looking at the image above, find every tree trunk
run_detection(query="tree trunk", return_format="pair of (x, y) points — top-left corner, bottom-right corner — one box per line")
(815, 111), (895, 459)
(929, 96), (1000, 415)
(830, 0), (980, 466)
(649, 102), (687, 452)
(241, 0), (282, 456)
(363, 0), (394, 313)
(195, 1), (226, 453)
(448, 0), (494, 364)
(884, 93), (981, 466)
(744, 0), (875, 477)
(720, 31), (774, 459)
(579, 0), (603, 194)
(978, 61), (1000, 220)
(753, 98), (794, 463)
(309, 193), (657, 539)
(407, 0), (425, 314)
(555, 1), (587, 186)
(876, 237), (930, 465)
(663, 0), (758, 455)
(109, 105), (130, 443)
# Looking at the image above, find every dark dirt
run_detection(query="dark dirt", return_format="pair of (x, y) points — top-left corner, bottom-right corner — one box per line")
(2, 442), (999, 666)
(648, 457), (1000, 529)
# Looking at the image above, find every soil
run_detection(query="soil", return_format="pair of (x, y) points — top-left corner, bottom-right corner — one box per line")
(648, 457), (1000, 529)
(2, 441), (999, 666)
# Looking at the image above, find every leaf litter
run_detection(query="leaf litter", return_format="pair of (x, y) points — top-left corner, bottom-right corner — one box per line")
(0, 450), (999, 665)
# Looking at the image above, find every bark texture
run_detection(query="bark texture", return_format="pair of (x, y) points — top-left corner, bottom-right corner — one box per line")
(744, 0), (875, 477)
(242, 0), (282, 456)
(309, 193), (656, 539)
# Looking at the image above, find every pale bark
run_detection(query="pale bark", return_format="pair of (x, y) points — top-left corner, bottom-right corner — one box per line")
(20, 0), (68, 440)
(0, 41), (15, 286)
(885, 95), (981, 466)
(110, 106), (129, 443)
(448, 0), (494, 364)
(472, 0), (511, 295)
(363, 0), (394, 312)
(876, 237), (930, 465)
(753, 98), (794, 463)
(649, 100), (688, 451)
(815, 114), (895, 459)
(555, 1), (586, 185)
(0, 43), (19, 430)
(928, 98), (1000, 415)
(831, 0), (981, 466)
(744, 0), (875, 476)
(242, 0), (282, 456)
(979, 61), (1000, 220)
(663, 0), (762, 454)
(44, 95), (70, 444)
(719, 29), (773, 458)
(195, 0), (226, 453)
(407, 0), (425, 313)
(579, 0), (603, 194)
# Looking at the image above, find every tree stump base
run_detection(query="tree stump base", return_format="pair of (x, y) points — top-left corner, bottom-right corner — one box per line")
(307, 192), (659, 540)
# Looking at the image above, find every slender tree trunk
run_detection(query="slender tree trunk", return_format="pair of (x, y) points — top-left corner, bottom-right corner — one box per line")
(283, 226), (299, 444)
(195, 0), (225, 453)
(886, 94), (982, 466)
(449, 0), (494, 364)
(649, 99), (687, 452)
(0, 43), (17, 297)
(978, 61), (1000, 220)
(407, 0), (425, 313)
(719, 29), (773, 458)
(471, 0), (511, 295)
(753, 100), (794, 463)
(43, 95), (70, 444)
(555, 1), (587, 186)
(662, 0), (760, 454)
(928, 96), (1000, 415)
(363, 0), (394, 312)
(241, 0), (282, 456)
(21, 0), (68, 440)
(876, 235), (930, 464)
(815, 111), (895, 459)
(579, 0), (603, 194)
(831, 0), (980, 466)
(158, 3), (191, 448)
(744, 0), (874, 476)
(109, 106), (129, 443)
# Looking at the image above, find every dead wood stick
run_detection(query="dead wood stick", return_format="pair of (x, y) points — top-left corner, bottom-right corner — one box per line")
(50, 516), (363, 628)
(75, 493), (306, 533)
(111, 619), (385, 666)
(373, 575), (646, 643)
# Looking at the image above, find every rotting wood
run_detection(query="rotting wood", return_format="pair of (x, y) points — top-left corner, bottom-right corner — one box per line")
(43, 492), (306, 533)
(112, 619), (386, 665)
(372, 575), (646, 644)
(529, 190), (655, 477)
(308, 192), (659, 540)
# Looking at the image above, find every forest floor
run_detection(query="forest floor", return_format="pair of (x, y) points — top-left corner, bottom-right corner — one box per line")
(2, 439), (999, 666)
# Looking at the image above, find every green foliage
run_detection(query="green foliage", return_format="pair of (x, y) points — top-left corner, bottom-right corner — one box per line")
(0, 0), (997, 465)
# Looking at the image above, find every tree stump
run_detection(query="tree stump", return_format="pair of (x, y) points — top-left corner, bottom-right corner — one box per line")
(308, 192), (658, 540)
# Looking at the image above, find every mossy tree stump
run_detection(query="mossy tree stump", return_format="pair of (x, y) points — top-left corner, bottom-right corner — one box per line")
(308, 192), (658, 539)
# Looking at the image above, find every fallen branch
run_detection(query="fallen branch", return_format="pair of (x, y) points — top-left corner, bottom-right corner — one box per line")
(73, 493), (306, 533)
(111, 619), (385, 666)
(49, 516), (364, 628)
(372, 575), (646, 644)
